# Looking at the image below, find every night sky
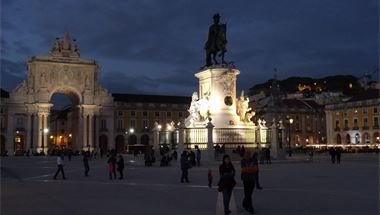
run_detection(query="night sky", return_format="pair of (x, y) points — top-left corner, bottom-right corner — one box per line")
(1, 0), (378, 99)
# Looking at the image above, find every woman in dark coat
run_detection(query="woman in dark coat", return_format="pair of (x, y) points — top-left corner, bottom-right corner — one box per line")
(219, 155), (236, 215)
(107, 154), (117, 180)
(116, 155), (124, 179)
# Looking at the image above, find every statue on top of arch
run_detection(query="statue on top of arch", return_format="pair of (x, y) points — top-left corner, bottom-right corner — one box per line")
(50, 32), (80, 58)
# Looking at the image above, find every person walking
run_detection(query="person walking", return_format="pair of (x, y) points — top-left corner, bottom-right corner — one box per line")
(208, 169), (213, 188)
(83, 152), (90, 176)
(265, 148), (271, 164)
(196, 148), (201, 167)
(107, 154), (117, 180)
(117, 155), (125, 179)
(336, 147), (342, 164)
(241, 151), (258, 214)
(329, 147), (336, 164)
(218, 155), (236, 215)
(53, 153), (66, 180)
(252, 152), (263, 190)
(68, 150), (72, 161)
(180, 151), (190, 183)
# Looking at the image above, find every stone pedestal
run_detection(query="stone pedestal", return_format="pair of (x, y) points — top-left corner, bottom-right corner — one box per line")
(194, 67), (240, 128)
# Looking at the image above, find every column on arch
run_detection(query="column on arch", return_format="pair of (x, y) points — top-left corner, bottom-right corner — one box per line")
(82, 114), (88, 151)
(88, 113), (94, 151)
(6, 111), (15, 155)
(42, 113), (49, 153)
(37, 112), (43, 152)
(25, 113), (32, 150)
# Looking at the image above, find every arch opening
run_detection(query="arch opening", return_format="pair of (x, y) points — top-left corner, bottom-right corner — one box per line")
(49, 89), (81, 152)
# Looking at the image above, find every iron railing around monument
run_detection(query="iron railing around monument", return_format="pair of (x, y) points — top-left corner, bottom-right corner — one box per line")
(159, 130), (179, 149)
(213, 128), (257, 149)
(184, 128), (208, 150)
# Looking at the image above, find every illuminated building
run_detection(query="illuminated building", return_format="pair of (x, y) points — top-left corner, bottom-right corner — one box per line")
(325, 89), (380, 147)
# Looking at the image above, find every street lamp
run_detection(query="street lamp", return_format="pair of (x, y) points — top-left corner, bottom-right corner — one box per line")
(126, 128), (135, 153)
(287, 117), (293, 157)
(41, 128), (49, 154)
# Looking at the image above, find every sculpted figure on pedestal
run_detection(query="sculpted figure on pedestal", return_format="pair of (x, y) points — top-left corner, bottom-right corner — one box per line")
(237, 91), (253, 122)
(204, 13), (227, 67)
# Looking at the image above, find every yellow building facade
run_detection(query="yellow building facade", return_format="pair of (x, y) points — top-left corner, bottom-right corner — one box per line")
(326, 89), (380, 147)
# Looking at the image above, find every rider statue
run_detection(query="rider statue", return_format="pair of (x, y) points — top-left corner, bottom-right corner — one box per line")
(204, 13), (227, 67)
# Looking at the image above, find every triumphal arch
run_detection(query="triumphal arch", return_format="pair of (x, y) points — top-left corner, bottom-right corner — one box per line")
(6, 33), (114, 154)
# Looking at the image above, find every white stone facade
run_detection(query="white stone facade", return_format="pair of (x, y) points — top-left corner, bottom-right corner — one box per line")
(6, 33), (114, 154)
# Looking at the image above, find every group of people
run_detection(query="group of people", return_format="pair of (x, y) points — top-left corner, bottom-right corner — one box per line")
(179, 148), (202, 183)
(52, 150), (125, 180)
(329, 147), (342, 164)
(218, 151), (263, 215)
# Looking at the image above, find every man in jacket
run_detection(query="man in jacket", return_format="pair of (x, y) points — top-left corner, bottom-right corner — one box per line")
(54, 153), (66, 180)
(180, 151), (190, 183)
(241, 151), (258, 214)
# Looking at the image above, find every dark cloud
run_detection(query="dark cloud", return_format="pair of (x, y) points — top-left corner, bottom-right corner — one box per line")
(1, 0), (378, 95)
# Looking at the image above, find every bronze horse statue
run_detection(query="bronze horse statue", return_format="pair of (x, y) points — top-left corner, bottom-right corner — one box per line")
(205, 14), (228, 67)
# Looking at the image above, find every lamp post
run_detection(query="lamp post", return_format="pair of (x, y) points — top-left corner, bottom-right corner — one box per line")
(286, 117), (293, 157)
(41, 128), (49, 154)
(126, 128), (135, 153)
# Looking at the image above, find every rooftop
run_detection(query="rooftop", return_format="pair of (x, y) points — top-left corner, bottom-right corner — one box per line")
(346, 89), (380, 102)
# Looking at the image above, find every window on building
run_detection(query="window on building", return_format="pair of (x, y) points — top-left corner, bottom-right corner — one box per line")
(143, 120), (149, 128)
(354, 109), (358, 114)
(335, 120), (340, 128)
(167, 112), (171, 117)
(0, 108), (3, 114)
(374, 117), (379, 127)
(344, 111), (348, 117)
(16, 117), (24, 128)
(353, 118), (358, 128)
(143, 111), (148, 117)
(155, 112), (160, 117)
(363, 109), (367, 114)
(363, 118), (368, 127)
(131, 111), (136, 117)
(374, 107), (378, 114)
(179, 112), (183, 118)
(117, 119), (124, 130)
(118, 111), (123, 116)
(100, 119), (107, 129)
(0, 116), (4, 129)
(130, 119), (136, 128)
(344, 119), (348, 128)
